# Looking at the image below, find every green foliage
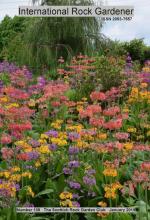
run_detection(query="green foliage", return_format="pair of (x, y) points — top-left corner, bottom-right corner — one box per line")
(0, 16), (27, 61)
(144, 46), (150, 61)
(0, 72), (10, 85)
(95, 55), (125, 91)
(98, 38), (150, 65)
(122, 39), (146, 63)
(97, 40), (127, 57)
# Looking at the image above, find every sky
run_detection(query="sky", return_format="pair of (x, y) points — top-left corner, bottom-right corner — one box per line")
(0, 0), (149, 45)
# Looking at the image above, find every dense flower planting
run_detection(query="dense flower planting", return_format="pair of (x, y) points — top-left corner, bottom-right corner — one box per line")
(0, 56), (149, 220)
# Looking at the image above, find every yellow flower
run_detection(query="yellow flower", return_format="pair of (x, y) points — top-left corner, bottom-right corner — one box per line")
(127, 127), (137, 133)
(60, 201), (66, 206)
(66, 124), (83, 132)
(51, 120), (63, 130)
(123, 142), (133, 151)
(97, 133), (107, 140)
(113, 182), (123, 190)
(40, 134), (49, 139)
(3, 171), (11, 179)
(98, 201), (107, 207)
(82, 134), (93, 141)
(27, 186), (34, 197)
(128, 87), (139, 103)
(5, 103), (19, 109)
(60, 200), (73, 207)
(28, 99), (36, 107)
(14, 140), (32, 152)
(51, 137), (67, 146)
(139, 91), (148, 100)
(10, 174), (21, 182)
(59, 192), (73, 200)
(58, 132), (67, 139)
(142, 67), (150, 72)
(76, 140), (89, 148)
(38, 145), (51, 154)
(131, 87), (138, 95)
(11, 166), (21, 172)
(0, 96), (9, 103)
(122, 107), (129, 113)
(22, 171), (32, 179)
(38, 139), (47, 144)
(104, 182), (122, 199)
(15, 140), (24, 146)
(35, 160), (41, 168)
(104, 189), (117, 199)
(103, 168), (117, 177)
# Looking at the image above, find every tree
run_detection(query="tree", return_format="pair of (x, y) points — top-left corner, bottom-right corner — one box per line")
(0, 16), (27, 61)
(122, 39), (146, 63)
(20, 0), (103, 72)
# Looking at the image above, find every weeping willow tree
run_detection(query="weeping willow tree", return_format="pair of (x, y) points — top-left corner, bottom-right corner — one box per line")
(20, 0), (103, 72)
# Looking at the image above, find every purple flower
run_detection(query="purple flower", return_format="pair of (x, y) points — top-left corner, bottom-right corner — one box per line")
(28, 139), (40, 147)
(68, 181), (81, 189)
(63, 167), (72, 175)
(85, 169), (96, 175)
(49, 144), (57, 151)
(0, 80), (3, 90)
(68, 132), (80, 141)
(68, 160), (80, 168)
(72, 201), (80, 207)
(27, 151), (39, 160)
(0, 61), (18, 74)
(83, 176), (96, 186)
(37, 76), (46, 87)
(45, 130), (58, 137)
(72, 193), (79, 199)
(69, 146), (79, 155)
(15, 184), (20, 191)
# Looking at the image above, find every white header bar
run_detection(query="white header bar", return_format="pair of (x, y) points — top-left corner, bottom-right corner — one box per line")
(18, 6), (134, 17)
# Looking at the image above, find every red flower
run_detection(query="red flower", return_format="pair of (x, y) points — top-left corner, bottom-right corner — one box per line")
(1, 147), (14, 160)
(89, 117), (104, 127)
(1, 134), (12, 144)
(103, 106), (120, 116)
(141, 162), (150, 171)
(103, 119), (122, 130)
(90, 91), (106, 101)
(17, 153), (29, 161)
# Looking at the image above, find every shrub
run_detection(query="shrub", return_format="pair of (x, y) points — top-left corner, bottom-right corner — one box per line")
(95, 55), (125, 91)
(122, 39), (146, 63)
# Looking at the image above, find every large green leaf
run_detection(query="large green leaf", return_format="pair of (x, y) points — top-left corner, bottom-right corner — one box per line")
(35, 189), (54, 198)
